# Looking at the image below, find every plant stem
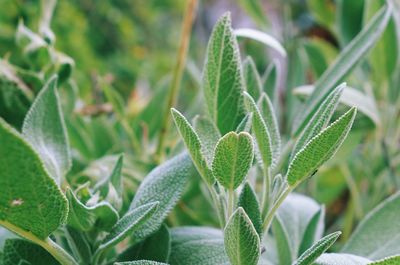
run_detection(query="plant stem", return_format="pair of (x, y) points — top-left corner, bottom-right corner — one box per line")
(262, 185), (293, 232)
(0, 220), (78, 265)
(228, 189), (235, 217)
(261, 166), (270, 218)
(155, 0), (197, 162)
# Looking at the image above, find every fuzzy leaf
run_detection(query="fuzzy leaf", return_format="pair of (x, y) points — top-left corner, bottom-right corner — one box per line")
(224, 207), (260, 265)
(342, 192), (400, 260)
(294, 231), (341, 265)
(100, 202), (158, 250)
(193, 115), (220, 165)
(258, 92), (281, 162)
(287, 107), (356, 186)
(64, 226), (92, 264)
(170, 227), (229, 265)
(369, 256), (400, 265)
(291, 84), (344, 160)
(2, 239), (58, 265)
(129, 153), (193, 243)
(66, 189), (119, 232)
(212, 132), (254, 190)
(0, 118), (68, 239)
(293, 5), (391, 135)
(22, 76), (71, 184)
(238, 183), (262, 237)
(315, 253), (371, 265)
(203, 12), (245, 134)
(299, 207), (326, 254)
(171, 109), (214, 185)
(243, 57), (263, 100)
(243, 92), (273, 169)
(235, 113), (253, 133)
(115, 261), (168, 265)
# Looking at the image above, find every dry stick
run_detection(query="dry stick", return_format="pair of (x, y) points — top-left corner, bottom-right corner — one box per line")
(155, 0), (198, 162)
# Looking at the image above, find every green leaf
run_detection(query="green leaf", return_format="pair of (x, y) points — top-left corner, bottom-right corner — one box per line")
(66, 189), (119, 232)
(314, 253), (371, 265)
(272, 216), (292, 265)
(293, 5), (391, 135)
(291, 84), (344, 160)
(22, 75), (71, 184)
(2, 239), (58, 265)
(262, 61), (278, 101)
(170, 227), (229, 265)
(171, 109), (214, 185)
(224, 207), (260, 265)
(115, 261), (168, 265)
(235, 28), (286, 57)
(129, 153), (193, 244)
(243, 92), (273, 169)
(236, 0), (267, 28)
(237, 182), (262, 237)
(0, 118), (68, 239)
(337, 0), (364, 46)
(258, 92), (281, 162)
(369, 256), (400, 265)
(287, 107), (356, 187)
(64, 226), (92, 264)
(99, 202), (158, 250)
(307, 0), (335, 31)
(294, 231), (341, 265)
(342, 192), (400, 260)
(294, 84), (380, 126)
(117, 224), (170, 263)
(243, 57), (263, 100)
(212, 132), (254, 190)
(193, 115), (220, 165)
(235, 113), (253, 133)
(203, 12), (245, 134)
(299, 207), (325, 254)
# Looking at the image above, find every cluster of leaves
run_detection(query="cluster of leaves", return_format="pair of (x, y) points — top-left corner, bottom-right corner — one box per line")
(0, 1), (400, 265)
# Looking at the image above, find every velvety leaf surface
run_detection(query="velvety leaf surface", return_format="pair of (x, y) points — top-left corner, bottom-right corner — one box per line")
(129, 153), (193, 243)
(193, 115), (220, 165)
(212, 132), (254, 190)
(64, 226), (92, 264)
(171, 109), (214, 185)
(203, 12), (245, 134)
(237, 183), (262, 237)
(287, 107), (356, 186)
(342, 192), (400, 260)
(22, 76), (71, 183)
(293, 5), (391, 135)
(0, 118), (68, 239)
(170, 227), (229, 265)
(369, 256), (400, 265)
(2, 239), (58, 265)
(315, 253), (371, 265)
(224, 207), (260, 265)
(66, 189), (119, 232)
(100, 202), (158, 250)
(294, 231), (341, 265)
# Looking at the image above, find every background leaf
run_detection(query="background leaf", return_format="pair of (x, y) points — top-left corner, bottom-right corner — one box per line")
(2, 239), (58, 265)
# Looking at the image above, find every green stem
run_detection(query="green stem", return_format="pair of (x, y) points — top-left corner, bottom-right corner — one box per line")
(155, 0), (197, 162)
(0, 220), (78, 265)
(262, 185), (293, 232)
(261, 166), (270, 218)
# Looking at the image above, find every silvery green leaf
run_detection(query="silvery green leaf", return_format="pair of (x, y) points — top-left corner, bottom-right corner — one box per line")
(171, 109), (214, 185)
(315, 253), (371, 265)
(129, 153), (193, 243)
(342, 192), (400, 260)
(224, 207), (260, 265)
(272, 215), (292, 265)
(258, 92), (281, 162)
(287, 107), (357, 187)
(238, 182), (262, 237)
(235, 28), (286, 57)
(115, 261), (168, 265)
(193, 115), (220, 165)
(294, 84), (380, 126)
(299, 207), (326, 254)
(0, 118), (68, 239)
(2, 239), (58, 265)
(22, 76), (71, 184)
(203, 12), (245, 134)
(235, 113), (253, 133)
(368, 256), (400, 265)
(293, 5), (391, 135)
(243, 92), (273, 169)
(99, 202), (158, 250)
(291, 84), (344, 160)
(262, 61), (278, 101)
(294, 231), (341, 265)
(212, 132), (254, 190)
(66, 189), (119, 232)
(243, 57), (263, 100)
(170, 227), (229, 265)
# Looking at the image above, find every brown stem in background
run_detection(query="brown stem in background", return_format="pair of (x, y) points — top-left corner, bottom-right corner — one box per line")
(155, 0), (198, 163)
